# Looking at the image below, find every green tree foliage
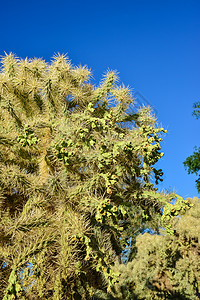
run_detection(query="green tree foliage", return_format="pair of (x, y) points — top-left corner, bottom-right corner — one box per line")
(109, 197), (200, 300)
(0, 53), (180, 299)
(184, 102), (200, 193)
(192, 102), (200, 120)
(184, 147), (200, 193)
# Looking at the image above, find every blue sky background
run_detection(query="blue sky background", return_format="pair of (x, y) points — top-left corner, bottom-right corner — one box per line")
(0, 0), (199, 198)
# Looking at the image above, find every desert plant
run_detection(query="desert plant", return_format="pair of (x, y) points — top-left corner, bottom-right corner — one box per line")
(0, 53), (175, 299)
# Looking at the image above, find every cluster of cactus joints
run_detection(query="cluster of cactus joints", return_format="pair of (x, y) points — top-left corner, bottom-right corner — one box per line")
(95, 199), (118, 224)
(71, 233), (94, 261)
(141, 126), (166, 166)
(53, 138), (76, 166)
(153, 168), (164, 185)
(161, 195), (193, 234)
(16, 125), (39, 147)
(77, 127), (97, 148)
(71, 232), (120, 293)
(135, 125), (167, 184)
(95, 198), (126, 236)
(96, 263), (121, 293)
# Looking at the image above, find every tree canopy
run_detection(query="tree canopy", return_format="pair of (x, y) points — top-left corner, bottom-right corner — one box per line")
(192, 102), (200, 120)
(184, 102), (200, 193)
(0, 53), (198, 299)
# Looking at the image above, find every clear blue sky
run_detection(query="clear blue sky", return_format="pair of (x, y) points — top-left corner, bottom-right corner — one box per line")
(1, 0), (199, 198)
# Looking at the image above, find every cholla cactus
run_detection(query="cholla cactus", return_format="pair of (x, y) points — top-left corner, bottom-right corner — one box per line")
(0, 53), (167, 299)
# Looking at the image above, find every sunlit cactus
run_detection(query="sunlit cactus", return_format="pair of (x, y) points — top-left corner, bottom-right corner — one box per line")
(0, 53), (172, 299)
